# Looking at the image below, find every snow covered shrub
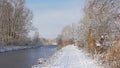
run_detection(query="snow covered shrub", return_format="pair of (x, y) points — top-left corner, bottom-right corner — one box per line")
(101, 40), (120, 68)
(86, 36), (120, 68)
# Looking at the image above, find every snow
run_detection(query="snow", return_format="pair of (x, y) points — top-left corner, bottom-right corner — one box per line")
(0, 45), (40, 53)
(96, 41), (101, 46)
(33, 44), (103, 68)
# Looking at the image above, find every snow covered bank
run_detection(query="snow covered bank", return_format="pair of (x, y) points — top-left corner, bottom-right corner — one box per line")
(0, 45), (40, 53)
(33, 44), (103, 68)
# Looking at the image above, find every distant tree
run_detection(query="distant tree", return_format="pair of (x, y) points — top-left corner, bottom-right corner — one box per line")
(56, 25), (75, 47)
(61, 25), (73, 41)
(32, 31), (40, 45)
(56, 35), (62, 45)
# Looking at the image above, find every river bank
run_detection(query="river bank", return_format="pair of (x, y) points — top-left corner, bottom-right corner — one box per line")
(0, 45), (41, 53)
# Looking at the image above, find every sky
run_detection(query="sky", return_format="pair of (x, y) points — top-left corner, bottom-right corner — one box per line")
(25, 0), (86, 39)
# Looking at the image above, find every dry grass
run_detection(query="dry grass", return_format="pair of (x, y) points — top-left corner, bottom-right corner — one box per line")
(101, 40), (120, 68)
(87, 39), (120, 68)
(84, 32), (120, 68)
(87, 34), (97, 54)
(57, 40), (74, 49)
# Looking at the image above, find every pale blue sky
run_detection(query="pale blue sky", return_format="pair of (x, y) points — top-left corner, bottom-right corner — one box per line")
(26, 0), (86, 39)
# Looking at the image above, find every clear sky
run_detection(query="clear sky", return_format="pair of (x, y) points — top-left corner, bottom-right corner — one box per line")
(25, 0), (86, 39)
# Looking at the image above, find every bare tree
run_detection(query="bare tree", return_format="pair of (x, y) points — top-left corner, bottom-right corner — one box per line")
(0, 0), (33, 45)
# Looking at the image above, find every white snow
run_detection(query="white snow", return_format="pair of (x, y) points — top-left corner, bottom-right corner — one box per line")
(33, 44), (103, 68)
(0, 45), (40, 53)
(96, 41), (101, 46)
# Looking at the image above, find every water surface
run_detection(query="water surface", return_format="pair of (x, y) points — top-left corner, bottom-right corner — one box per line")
(0, 45), (57, 68)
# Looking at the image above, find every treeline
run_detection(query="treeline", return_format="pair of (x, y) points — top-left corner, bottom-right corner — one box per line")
(32, 31), (49, 45)
(57, 0), (120, 68)
(0, 0), (42, 46)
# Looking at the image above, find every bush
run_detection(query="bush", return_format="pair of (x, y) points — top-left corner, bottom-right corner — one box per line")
(57, 39), (74, 49)
(101, 40), (120, 68)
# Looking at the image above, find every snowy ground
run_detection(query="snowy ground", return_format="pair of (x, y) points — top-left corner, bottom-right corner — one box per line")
(0, 45), (40, 53)
(33, 45), (103, 68)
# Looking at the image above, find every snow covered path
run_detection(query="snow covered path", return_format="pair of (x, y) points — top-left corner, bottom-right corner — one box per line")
(33, 45), (102, 68)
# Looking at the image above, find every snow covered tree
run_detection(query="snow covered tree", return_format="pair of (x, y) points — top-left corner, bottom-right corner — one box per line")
(80, 0), (120, 43)
(75, 0), (120, 54)
(0, 0), (33, 45)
